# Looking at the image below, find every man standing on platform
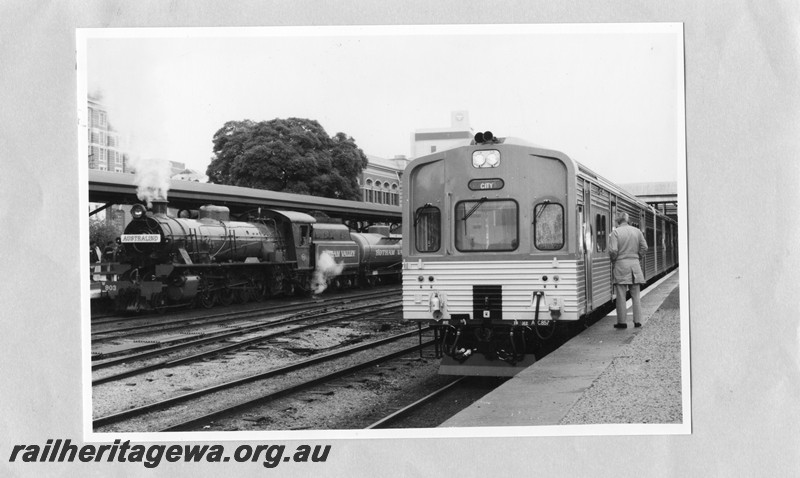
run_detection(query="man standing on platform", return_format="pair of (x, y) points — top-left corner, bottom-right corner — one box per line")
(608, 212), (648, 329)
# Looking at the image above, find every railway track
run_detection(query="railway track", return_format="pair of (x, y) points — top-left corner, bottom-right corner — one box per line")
(93, 329), (434, 432)
(92, 300), (403, 380)
(91, 287), (401, 334)
(365, 378), (466, 429)
(92, 289), (402, 361)
(157, 341), (434, 433)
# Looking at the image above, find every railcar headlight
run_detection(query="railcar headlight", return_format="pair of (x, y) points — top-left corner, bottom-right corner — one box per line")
(131, 204), (147, 219)
(472, 150), (501, 168)
(430, 292), (445, 320)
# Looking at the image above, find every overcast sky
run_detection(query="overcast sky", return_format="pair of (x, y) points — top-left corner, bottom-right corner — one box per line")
(80, 24), (683, 185)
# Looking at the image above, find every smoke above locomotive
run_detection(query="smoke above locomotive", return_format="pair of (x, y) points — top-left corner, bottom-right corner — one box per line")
(128, 156), (172, 207)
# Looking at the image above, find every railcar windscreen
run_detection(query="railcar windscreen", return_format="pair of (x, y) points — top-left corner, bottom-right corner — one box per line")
(534, 202), (565, 250)
(454, 199), (518, 252)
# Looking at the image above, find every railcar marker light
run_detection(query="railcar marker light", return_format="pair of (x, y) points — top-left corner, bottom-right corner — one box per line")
(472, 150), (501, 168)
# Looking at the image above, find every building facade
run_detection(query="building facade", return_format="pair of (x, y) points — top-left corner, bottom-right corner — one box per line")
(411, 110), (473, 158)
(361, 155), (408, 206)
(88, 95), (127, 173)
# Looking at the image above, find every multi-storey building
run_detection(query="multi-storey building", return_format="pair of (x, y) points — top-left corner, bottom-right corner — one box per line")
(361, 155), (409, 206)
(411, 110), (473, 158)
(87, 95), (127, 173)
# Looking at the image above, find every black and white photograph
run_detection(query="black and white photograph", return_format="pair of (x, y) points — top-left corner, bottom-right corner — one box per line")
(3, 1), (799, 477)
(80, 24), (688, 438)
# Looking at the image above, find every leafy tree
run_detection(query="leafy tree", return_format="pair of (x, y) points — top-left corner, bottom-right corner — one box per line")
(206, 118), (368, 201)
(89, 219), (120, 248)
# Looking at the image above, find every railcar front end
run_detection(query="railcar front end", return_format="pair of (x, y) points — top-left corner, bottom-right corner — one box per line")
(402, 133), (581, 376)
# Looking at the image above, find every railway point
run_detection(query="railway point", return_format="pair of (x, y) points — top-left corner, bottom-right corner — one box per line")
(439, 269), (680, 428)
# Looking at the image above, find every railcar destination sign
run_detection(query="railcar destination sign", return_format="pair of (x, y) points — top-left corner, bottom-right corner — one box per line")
(468, 178), (505, 191)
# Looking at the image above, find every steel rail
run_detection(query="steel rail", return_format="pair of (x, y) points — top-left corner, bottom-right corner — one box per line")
(364, 377), (466, 429)
(155, 340), (435, 432)
(91, 286), (400, 331)
(93, 327), (431, 429)
(92, 303), (402, 385)
(92, 300), (401, 369)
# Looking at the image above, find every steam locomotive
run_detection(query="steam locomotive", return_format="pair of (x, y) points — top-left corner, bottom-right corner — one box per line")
(101, 200), (401, 312)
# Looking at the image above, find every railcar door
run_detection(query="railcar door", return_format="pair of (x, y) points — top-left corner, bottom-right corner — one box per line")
(640, 210), (647, 279)
(590, 185), (611, 306)
(581, 181), (593, 310)
(610, 199), (617, 300)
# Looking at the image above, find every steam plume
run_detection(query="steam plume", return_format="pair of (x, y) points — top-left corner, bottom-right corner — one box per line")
(312, 251), (345, 294)
(128, 156), (171, 207)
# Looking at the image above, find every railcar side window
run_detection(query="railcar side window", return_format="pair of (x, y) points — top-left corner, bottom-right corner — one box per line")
(454, 200), (518, 251)
(414, 206), (441, 253)
(534, 202), (564, 250)
(595, 214), (607, 252)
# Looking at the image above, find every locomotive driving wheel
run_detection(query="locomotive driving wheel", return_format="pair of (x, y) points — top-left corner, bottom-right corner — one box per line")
(235, 288), (251, 304)
(198, 289), (216, 309)
(218, 288), (234, 307)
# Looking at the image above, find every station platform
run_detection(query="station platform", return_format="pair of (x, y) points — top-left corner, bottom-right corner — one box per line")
(440, 269), (681, 428)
